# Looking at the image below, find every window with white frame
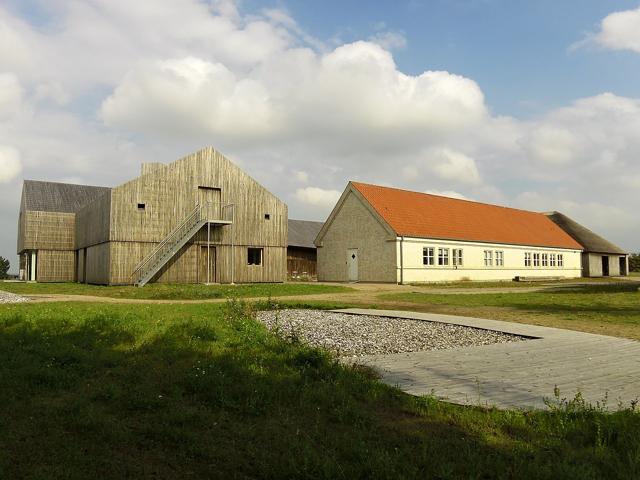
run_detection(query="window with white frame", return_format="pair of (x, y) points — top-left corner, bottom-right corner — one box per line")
(550, 253), (556, 267)
(542, 253), (548, 267)
(423, 247), (434, 266)
(495, 251), (504, 267)
(452, 249), (463, 266)
(525, 252), (531, 267)
(533, 253), (540, 267)
(438, 248), (449, 266)
(558, 254), (564, 267)
(484, 250), (493, 266)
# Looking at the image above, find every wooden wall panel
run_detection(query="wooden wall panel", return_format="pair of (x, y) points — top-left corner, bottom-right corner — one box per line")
(287, 247), (317, 279)
(75, 191), (111, 248)
(21, 211), (75, 251)
(104, 147), (287, 283)
(36, 250), (75, 282)
(85, 243), (110, 285)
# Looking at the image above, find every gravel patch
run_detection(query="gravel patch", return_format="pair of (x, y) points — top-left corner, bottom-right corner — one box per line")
(0, 289), (29, 304)
(257, 309), (527, 357)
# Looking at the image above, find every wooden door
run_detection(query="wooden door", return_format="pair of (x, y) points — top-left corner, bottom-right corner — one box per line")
(198, 187), (222, 220)
(200, 246), (216, 283)
(347, 248), (358, 282)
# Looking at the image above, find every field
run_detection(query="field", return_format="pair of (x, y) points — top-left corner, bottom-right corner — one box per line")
(1, 300), (639, 479)
(0, 281), (352, 300)
(377, 283), (640, 340)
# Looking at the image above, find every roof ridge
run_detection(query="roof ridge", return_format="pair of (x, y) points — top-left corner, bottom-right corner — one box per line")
(350, 181), (547, 217)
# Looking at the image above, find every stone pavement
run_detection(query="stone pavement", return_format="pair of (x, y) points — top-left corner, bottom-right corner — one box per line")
(337, 308), (640, 410)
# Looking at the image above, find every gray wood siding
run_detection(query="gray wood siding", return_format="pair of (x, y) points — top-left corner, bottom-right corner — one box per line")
(75, 191), (111, 249)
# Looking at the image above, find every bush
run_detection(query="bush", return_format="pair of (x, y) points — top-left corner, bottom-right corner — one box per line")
(629, 253), (640, 272)
(0, 256), (9, 279)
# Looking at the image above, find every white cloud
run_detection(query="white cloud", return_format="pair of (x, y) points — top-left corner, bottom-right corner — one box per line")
(424, 190), (469, 200)
(0, 146), (22, 183)
(294, 187), (341, 208)
(428, 148), (481, 185)
(0, 0), (638, 260)
(0, 73), (24, 117)
(594, 7), (640, 53)
(368, 31), (407, 50)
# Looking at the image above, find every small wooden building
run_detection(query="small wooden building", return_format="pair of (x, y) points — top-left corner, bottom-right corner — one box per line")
(544, 211), (629, 277)
(287, 219), (323, 280)
(17, 147), (287, 285)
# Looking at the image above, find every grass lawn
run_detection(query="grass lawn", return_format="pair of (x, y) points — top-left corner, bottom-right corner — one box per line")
(409, 277), (624, 289)
(378, 283), (640, 340)
(1, 301), (638, 479)
(0, 281), (352, 300)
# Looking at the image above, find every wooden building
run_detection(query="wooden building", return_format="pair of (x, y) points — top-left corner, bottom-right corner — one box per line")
(545, 211), (629, 277)
(316, 182), (585, 283)
(17, 180), (110, 282)
(287, 219), (323, 280)
(18, 147), (287, 285)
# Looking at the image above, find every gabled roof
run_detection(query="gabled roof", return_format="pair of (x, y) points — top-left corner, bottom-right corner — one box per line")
(350, 182), (583, 250)
(288, 219), (323, 248)
(23, 180), (111, 214)
(544, 211), (626, 255)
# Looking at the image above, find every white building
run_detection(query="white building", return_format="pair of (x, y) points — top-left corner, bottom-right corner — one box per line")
(315, 182), (583, 283)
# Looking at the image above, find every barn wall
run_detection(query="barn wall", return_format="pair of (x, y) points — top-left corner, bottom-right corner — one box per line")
(317, 191), (397, 282)
(21, 211), (75, 251)
(36, 250), (75, 282)
(399, 237), (582, 283)
(287, 247), (317, 279)
(107, 147), (287, 284)
(75, 191), (111, 248)
(85, 243), (110, 285)
(583, 253), (628, 277)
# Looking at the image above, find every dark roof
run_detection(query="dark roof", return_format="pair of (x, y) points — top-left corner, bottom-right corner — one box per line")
(351, 182), (582, 250)
(544, 211), (626, 255)
(288, 219), (323, 248)
(23, 180), (111, 213)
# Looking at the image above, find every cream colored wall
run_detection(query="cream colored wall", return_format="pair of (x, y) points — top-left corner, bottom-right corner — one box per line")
(398, 237), (582, 283)
(317, 191), (396, 282)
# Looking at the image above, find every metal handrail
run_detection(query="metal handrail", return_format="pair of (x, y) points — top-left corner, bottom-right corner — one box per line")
(132, 204), (203, 280)
(131, 201), (234, 284)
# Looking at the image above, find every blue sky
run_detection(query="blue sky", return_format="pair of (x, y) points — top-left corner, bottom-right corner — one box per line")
(278, 0), (640, 116)
(1, 0), (640, 268)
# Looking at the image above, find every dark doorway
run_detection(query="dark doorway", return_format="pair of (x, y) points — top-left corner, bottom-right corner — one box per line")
(601, 256), (609, 276)
(619, 257), (627, 276)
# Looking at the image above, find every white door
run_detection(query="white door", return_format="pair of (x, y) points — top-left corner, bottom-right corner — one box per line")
(347, 248), (358, 282)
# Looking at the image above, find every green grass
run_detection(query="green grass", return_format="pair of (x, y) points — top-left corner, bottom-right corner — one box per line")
(1, 301), (639, 479)
(0, 281), (351, 300)
(380, 283), (640, 339)
(409, 277), (625, 289)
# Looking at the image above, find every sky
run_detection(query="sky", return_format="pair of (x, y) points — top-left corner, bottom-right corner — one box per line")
(2, 0), (640, 270)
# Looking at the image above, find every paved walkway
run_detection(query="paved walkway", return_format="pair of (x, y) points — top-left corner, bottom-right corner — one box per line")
(339, 308), (640, 410)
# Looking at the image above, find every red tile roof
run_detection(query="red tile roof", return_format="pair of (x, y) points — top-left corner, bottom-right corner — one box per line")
(351, 182), (583, 250)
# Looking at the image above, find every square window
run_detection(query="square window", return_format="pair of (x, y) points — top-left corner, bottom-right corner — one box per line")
(264, 214), (271, 220)
(423, 247), (434, 266)
(248, 248), (263, 265)
(137, 203), (145, 210)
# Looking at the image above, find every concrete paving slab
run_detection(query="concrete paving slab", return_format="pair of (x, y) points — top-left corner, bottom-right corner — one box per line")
(336, 308), (640, 410)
